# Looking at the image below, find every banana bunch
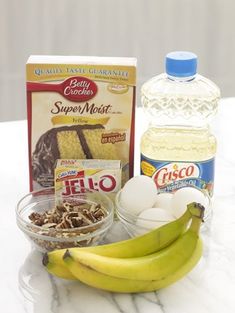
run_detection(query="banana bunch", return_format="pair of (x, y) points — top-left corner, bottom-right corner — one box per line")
(43, 202), (204, 293)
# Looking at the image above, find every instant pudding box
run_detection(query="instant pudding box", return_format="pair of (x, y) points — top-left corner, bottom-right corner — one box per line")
(54, 159), (122, 202)
(26, 56), (136, 191)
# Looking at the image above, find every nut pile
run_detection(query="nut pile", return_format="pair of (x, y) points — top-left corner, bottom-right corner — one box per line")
(28, 201), (107, 251)
(29, 202), (106, 229)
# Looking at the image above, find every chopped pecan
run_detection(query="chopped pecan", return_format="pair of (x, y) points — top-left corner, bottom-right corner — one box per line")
(56, 220), (70, 229)
(43, 223), (57, 229)
(93, 208), (105, 220)
(29, 212), (41, 221)
(70, 217), (83, 227)
(34, 218), (44, 226)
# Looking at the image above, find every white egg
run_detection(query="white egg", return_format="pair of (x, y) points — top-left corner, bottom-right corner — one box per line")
(153, 193), (173, 212)
(120, 175), (157, 215)
(136, 208), (175, 233)
(172, 187), (207, 218)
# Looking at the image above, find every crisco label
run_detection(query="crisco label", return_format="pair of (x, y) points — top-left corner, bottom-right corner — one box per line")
(154, 163), (200, 187)
(141, 154), (215, 196)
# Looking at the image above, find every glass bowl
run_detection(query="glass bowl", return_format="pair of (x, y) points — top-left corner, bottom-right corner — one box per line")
(16, 187), (114, 252)
(115, 186), (211, 237)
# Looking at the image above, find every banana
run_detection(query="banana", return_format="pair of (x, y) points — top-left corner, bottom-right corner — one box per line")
(43, 204), (193, 279)
(62, 237), (203, 293)
(63, 206), (202, 281)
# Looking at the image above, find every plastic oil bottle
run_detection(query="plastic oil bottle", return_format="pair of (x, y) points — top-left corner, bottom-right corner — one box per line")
(140, 51), (220, 197)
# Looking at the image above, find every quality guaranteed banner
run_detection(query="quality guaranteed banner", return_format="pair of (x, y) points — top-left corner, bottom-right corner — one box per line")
(27, 63), (136, 86)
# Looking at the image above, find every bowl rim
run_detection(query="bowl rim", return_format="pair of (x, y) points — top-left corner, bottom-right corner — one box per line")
(115, 186), (211, 222)
(16, 187), (114, 234)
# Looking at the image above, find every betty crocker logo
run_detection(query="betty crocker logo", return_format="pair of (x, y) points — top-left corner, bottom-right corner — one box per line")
(62, 76), (97, 102)
(27, 76), (97, 102)
(153, 163), (200, 188)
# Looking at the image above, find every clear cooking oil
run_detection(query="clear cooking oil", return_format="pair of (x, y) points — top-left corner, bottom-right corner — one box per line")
(140, 52), (220, 196)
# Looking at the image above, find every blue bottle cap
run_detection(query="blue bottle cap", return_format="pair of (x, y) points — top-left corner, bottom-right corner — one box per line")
(165, 51), (197, 77)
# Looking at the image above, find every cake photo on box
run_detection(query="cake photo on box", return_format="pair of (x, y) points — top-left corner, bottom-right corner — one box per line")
(32, 124), (123, 188)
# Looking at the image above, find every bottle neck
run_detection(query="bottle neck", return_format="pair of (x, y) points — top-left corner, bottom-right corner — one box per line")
(166, 73), (197, 82)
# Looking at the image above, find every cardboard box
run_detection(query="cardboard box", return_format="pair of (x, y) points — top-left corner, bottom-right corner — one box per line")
(26, 55), (136, 190)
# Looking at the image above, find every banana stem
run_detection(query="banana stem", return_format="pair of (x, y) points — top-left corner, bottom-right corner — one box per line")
(186, 202), (204, 234)
(187, 202), (205, 220)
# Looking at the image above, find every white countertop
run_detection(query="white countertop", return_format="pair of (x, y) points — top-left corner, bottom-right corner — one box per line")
(1, 99), (235, 313)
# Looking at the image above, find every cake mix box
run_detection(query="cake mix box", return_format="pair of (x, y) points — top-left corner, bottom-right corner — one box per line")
(54, 159), (121, 201)
(26, 56), (136, 191)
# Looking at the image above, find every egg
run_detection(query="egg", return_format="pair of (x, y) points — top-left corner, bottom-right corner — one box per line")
(120, 175), (157, 215)
(153, 193), (173, 212)
(172, 187), (207, 218)
(136, 208), (175, 233)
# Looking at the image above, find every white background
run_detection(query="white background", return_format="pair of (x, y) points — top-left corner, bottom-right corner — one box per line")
(1, 0), (235, 121)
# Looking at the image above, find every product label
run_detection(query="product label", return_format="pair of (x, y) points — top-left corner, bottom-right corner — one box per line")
(55, 159), (122, 201)
(141, 155), (215, 196)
